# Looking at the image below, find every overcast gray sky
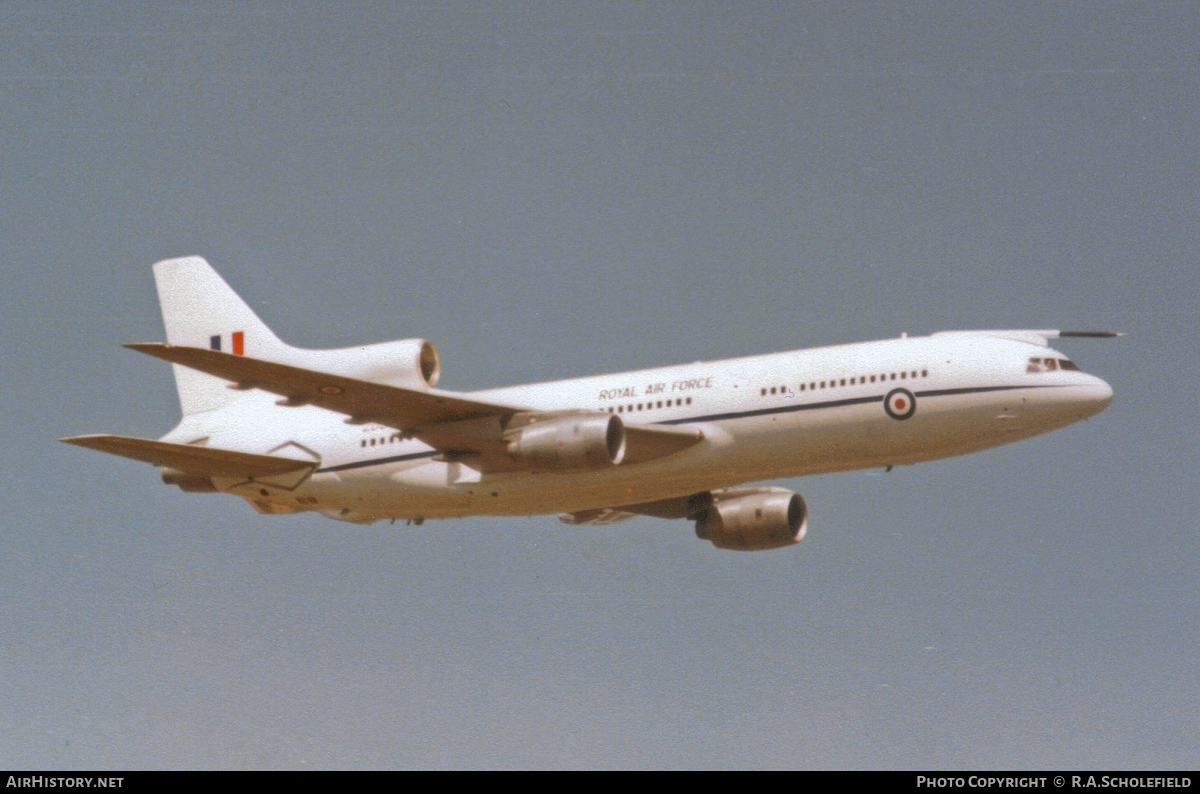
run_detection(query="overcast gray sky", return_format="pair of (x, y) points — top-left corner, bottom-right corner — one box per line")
(3, 1), (1199, 769)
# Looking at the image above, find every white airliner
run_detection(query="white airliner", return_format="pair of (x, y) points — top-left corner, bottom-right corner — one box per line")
(63, 257), (1118, 550)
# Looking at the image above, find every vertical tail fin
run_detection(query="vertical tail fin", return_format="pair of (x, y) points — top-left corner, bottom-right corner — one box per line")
(152, 256), (289, 416)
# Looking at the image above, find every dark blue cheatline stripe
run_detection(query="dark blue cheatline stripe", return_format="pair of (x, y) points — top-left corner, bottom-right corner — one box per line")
(317, 450), (439, 473)
(316, 383), (1069, 472)
(661, 383), (1066, 427)
(915, 385), (1051, 398)
(660, 393), (884, 425)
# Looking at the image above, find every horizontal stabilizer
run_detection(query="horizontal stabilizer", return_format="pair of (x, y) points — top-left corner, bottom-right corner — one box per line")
(60, 434), (316, 478)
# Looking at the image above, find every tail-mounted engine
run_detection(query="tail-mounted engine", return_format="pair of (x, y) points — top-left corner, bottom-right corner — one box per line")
(331, 338), (440, 389)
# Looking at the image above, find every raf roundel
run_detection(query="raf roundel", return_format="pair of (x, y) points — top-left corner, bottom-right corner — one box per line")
(884, 387), (917, 420)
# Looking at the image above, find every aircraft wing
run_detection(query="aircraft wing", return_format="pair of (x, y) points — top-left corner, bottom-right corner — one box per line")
(558, 508), (639, 526)
(125, 344), (703, 470)
(558, 491), (713, 525)
(60, 434), (316, 478)
(125, 343), (511, 428)
(932, 329), (1124, 346)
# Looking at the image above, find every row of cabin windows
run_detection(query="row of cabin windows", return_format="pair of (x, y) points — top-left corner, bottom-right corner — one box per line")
(355, 367), (938, 446)
(606, 396), (692, 414)
(760, 369), (929, 397)
(361, 433), (403, 448)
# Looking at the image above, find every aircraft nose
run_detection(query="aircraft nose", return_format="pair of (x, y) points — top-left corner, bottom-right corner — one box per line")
(1075, 376), (1113, 417)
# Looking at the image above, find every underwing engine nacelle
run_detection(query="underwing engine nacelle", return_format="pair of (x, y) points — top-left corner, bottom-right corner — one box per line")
(161, 466), (218, 493)
(694, 487), (808, 551)
(505, 413), (627, 473)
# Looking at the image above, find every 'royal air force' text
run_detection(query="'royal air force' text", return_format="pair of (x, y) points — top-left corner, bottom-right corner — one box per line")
(599, 377), (713, 401)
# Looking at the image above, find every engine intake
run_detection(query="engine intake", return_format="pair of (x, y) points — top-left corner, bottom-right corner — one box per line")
(506, 414), (626, 473)
(292, 338), (441, 390)
(341, 338), (440, 389)
(694, 488), (807, 551)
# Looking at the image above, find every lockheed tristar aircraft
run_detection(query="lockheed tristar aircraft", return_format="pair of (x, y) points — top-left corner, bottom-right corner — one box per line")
(63, 257), (1118, 551)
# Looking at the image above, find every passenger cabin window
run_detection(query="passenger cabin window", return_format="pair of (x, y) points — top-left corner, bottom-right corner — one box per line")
(754, 368), (930, 400)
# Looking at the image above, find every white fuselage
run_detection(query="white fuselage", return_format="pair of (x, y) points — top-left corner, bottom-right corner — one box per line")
(165, 332), (1113, 521)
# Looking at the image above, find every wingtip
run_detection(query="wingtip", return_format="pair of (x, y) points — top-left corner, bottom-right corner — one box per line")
(60, 434), (108, 447)
(123, 342), (174, 359)
(1059, 330), (1125, 339)
(151, 255), (210, 274)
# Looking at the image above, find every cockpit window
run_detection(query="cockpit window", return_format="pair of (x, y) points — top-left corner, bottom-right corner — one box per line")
(1028, 356), (1081, 373)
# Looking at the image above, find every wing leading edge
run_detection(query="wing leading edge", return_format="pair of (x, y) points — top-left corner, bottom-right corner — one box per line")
(125, 343), (511, 429)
